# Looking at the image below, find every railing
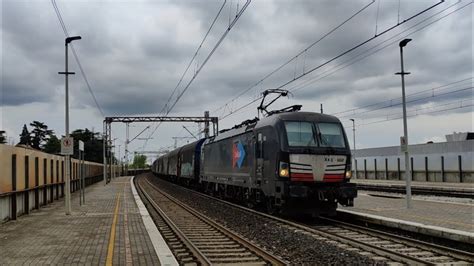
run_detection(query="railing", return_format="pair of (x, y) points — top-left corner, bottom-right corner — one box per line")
(353, 154), (471, 183)
(0, 145), (112, 222)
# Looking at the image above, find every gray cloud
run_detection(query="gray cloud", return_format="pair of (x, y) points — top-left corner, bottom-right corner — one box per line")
(1, 0), (472, 150)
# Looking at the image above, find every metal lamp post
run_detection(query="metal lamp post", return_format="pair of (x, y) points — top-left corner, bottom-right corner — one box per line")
(118, 144), (121, 177)
(396, 38), (412, 209)
(59, 35), (81, 215)
(111, 138), (117, 179)
(350, 119), (357, 179)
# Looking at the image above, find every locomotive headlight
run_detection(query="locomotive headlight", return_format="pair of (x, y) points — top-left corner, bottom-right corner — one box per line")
(345, 170), (352, 179)
(279, 162), (289, 177)
(345, 164), (352, 179)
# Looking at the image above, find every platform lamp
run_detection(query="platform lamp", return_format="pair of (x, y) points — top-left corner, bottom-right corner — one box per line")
(59, 35), (81, 215)
(350, 119), (357, 179)
(396, 38), (412, 209)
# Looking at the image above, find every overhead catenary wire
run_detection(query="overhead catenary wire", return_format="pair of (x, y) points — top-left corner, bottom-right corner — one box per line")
(141, 0), (227, 150)
(142, 0), (252, 150)
(219, 0), (445, 120)
(272, 1), (444, 92)
(51, 0), (105, 117)
(336, 84), (473, 119)
(159, 0), (227, 116)
(332, 77), (472, 116)
(288, 0), (468, 95)
(165, 0), (252, 114)
(213, 0), (376, 114)
(346, 98), (473, 128)
(219, 0), (467, 121)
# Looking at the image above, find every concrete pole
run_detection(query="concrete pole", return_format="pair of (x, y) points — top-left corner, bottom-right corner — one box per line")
(398, 39), (412, 209)
(103, 121), (108, 186)
(64, 43), (72, 215)
(110, 141), (114, 180)
(112, 138), (116, 179)
(118, 144), (121, 177)
(61, 36), (80, 214)
(79, 150), (82, 206)
(81, 151), (85, 204)
(350, 119), (357, 179)
(125, 123), (129, 176)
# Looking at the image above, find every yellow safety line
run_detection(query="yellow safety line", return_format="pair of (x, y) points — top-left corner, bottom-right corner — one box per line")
(106, 190), (121, 266)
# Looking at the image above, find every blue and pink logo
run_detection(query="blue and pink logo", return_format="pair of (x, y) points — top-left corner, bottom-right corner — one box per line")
(232, 141), (246, 168)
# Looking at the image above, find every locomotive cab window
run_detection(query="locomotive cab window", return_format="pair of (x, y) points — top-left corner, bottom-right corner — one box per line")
(284, 121), (317, 147)
(317, 123), (346, 148)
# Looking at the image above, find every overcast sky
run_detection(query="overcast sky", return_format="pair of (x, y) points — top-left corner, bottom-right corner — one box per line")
(1, 0), (472, 163)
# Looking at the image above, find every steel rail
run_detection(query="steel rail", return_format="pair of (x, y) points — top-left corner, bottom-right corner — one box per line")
(136, 178), (212, 265)
(319, 216), (474, 263)
(152, 176), (473, 265)
(143, 177), (287, 266)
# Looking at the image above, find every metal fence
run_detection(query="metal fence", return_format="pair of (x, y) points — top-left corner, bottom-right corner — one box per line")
(353, 140), (473, 183)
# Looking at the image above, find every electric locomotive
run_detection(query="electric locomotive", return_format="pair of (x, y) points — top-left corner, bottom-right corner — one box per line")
(152, 90), (357, 216)
(199, 110), (356, 216)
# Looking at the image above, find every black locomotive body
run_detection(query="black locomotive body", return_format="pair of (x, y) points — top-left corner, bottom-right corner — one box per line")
(152, 111), (357, 216)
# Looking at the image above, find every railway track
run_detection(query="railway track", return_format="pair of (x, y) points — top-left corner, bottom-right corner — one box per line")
(135, 176), (286, 265)
(311, 217), (474, 265)
(147, 176), (474, 265)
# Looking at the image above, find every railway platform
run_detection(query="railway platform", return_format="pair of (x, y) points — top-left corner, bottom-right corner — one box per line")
(340, 188), (473, 244)
(352, 179), (474, 198)
(0, 176), (176, 265)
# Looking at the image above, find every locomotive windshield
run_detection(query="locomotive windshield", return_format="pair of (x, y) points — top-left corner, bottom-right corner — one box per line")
(284, 121), (346, 148)
(317, 122), (346, 148)
(284, 121), (317, 147)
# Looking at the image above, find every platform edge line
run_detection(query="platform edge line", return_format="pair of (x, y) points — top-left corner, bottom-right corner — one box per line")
(130, 176), (179, 266)
(339, 209), (474, 244)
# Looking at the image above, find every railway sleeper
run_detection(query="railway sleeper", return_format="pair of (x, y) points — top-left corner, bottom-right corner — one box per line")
(175, 253), (193, 259)
(195, 244), (241, 249)
(184, 232), (222, 236)
(351, 237), (381, 242)
(366, 240), (395, 245)
(194, 241), (237, 246)
(211, 256), (263, 262)
(170, 243), (186, 249)
(358, 251), (375, 256)
(177, 225), (213, 229)
(198, 248), (247, 253)
(406, 251), (436, 257)
(426, 257), (465, 263)
(391, 247), (420, 253)
(186, 235), (227, 239)
(371, 256), (389, 261)
(205, 252), (254, 257)
(191, 240), (235, 244)
(379, 244), (405, 249)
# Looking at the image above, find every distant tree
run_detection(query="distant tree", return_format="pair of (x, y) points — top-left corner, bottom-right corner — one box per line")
(18, 124), (31, 146)
(131, 154), (147, 169)
(70, 128), (104, 163)
(30, 121), (53, 150)
(0, 130), (6, 144)
(43, 134), (61, 154)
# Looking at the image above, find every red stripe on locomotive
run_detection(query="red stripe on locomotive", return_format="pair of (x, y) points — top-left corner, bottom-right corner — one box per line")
(290, 172), (313, 181)
(323, 173), (344, 182)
